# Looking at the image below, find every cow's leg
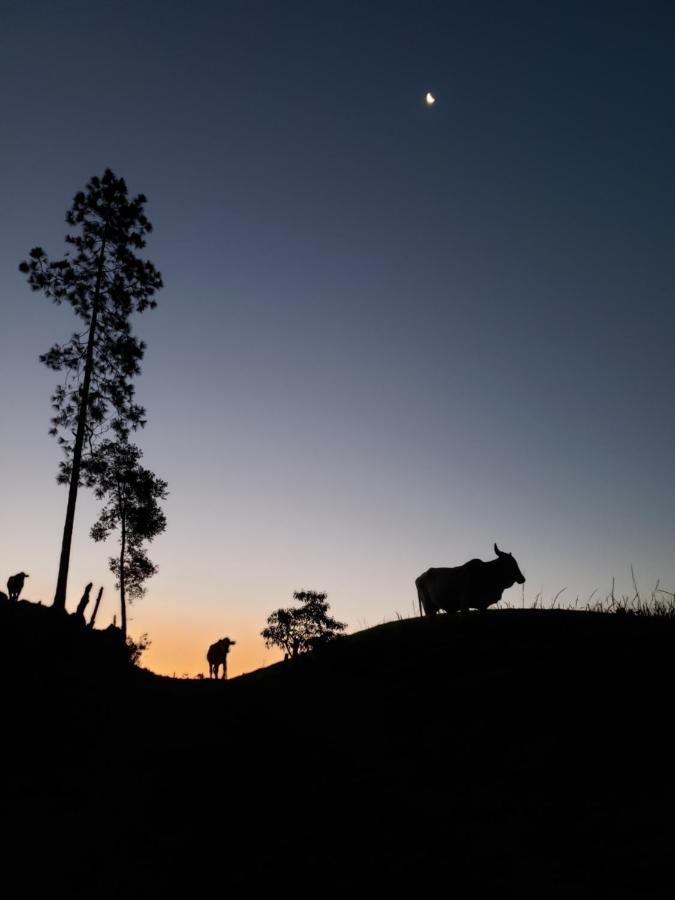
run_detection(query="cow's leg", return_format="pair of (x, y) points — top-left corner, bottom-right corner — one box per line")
(459, 592), (470, 615)
(417, 581), (437, 617)
(416, 586), (425, 617)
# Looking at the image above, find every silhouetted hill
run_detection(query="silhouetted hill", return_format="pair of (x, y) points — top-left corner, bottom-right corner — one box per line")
(4, 609), (675, 896)
(0, 595), (130, 685)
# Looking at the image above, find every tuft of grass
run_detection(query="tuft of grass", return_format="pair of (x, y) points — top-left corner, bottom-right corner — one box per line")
(498, 571), (675, 619)
(584, 586), (675, 618)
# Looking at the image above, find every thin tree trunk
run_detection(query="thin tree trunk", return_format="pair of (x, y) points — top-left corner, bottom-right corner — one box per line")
(53, 234), (108, 610)
(89, 587), (103, 628)
(120, 507), (127, 640)
(75, 582), (93, 619)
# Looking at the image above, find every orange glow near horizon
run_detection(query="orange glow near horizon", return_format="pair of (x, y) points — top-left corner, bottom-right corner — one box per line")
(138, 615), (285, 679)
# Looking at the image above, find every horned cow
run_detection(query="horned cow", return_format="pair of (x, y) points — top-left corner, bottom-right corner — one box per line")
(416, 544), (525, 616)
(207, 637), (236, 680)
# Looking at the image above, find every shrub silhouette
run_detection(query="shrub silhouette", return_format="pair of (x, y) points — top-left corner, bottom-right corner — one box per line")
(262, 590), (346, 659)
(126, 632), (151, 666)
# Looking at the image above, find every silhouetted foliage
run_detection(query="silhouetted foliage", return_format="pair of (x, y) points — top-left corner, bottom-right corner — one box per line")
(261, 590), (346, 659)
(126, 632), (151, 666)
(90, 440), (167, 639)
(20, 169), (162, 610)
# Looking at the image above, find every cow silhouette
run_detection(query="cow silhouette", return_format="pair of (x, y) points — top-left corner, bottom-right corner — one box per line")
(207, 637), (236, 679)
(7, 572), (29, 602)
(416, 544), (525, 615)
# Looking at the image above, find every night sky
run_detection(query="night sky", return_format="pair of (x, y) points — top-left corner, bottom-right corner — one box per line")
(1, 1), (674, 676)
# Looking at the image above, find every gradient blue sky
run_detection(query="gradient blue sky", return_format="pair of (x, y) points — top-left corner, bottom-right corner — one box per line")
(1, 1), (674, 675)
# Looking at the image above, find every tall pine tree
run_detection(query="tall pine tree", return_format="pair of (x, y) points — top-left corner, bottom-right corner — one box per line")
(20, 170), (162, 610)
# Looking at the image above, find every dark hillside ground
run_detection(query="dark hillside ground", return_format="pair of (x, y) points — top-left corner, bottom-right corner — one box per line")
(3, 602), (674, 896)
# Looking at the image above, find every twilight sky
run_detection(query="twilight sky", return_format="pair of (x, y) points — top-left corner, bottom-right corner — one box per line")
(1, 0), (674, 676)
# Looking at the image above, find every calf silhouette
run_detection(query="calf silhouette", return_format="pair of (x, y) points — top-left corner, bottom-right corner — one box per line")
(207, 638), (236, 680)
(7, 572), (29, 602)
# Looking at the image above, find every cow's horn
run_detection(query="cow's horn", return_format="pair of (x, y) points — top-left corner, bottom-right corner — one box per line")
(494, 543), (503, 557)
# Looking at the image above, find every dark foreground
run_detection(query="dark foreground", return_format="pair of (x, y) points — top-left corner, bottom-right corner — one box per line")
(3, 602), (674, 896)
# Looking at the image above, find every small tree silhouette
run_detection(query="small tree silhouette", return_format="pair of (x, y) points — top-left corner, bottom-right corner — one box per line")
(262, 590), (346, 659)
(126, 632), (151, 666)
(90, 440), (167, 639)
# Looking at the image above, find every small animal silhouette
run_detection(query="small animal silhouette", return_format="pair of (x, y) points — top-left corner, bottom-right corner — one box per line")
(7, 572), (29, 602)
(206, 637), (236, 680)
